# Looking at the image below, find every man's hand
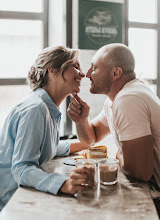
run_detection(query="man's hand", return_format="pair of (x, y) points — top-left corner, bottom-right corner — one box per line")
(67, 94), (90, 123)
(59, 166), (95, 195)
(67, 93), (109, 145)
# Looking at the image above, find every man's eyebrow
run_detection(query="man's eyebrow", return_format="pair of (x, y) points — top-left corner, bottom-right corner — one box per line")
(75, 62), (80, 66)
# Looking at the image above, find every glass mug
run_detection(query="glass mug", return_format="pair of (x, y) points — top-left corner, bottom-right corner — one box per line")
(75, 159), (97, 184)
(98, 158), (119, 185)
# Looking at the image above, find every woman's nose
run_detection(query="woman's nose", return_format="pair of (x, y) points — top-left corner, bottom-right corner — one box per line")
(78, 70), (85, 78)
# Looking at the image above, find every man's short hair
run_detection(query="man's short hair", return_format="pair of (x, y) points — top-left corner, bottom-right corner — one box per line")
(102, 43), (135, 74)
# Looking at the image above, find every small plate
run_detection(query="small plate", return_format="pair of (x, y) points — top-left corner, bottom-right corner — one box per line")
(63, 158), (75, 166)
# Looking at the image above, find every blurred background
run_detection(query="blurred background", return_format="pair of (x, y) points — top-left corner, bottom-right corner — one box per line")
(0, 0), (159, 137)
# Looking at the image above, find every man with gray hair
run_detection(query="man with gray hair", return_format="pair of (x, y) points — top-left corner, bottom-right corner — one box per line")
(68, 43), (160, 215)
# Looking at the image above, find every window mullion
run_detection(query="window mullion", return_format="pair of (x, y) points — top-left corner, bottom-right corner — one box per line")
(157, 0), (160, 97)
(129, 21), (157, 29)
(43, 0), (49, 48)
(0, 11), (44, 20)
(124, 0), (129, 46)
(0, 78), (26, 85)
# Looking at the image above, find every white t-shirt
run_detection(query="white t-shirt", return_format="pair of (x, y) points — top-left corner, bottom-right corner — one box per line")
(97, 79), (160, 189)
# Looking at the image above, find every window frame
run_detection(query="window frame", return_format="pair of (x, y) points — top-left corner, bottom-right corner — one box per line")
(65, 0), (73, 136)
(0, 0), (49, 86)
(125, 0), (160, 97)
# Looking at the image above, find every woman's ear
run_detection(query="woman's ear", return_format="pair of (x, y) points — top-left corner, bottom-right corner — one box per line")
(48, 68), (57, 77)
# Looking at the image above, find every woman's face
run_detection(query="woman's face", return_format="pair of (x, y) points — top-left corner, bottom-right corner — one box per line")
(63, 60), (85, 94)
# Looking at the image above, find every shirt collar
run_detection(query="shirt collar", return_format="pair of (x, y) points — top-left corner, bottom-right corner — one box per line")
(35, 88), (61, 119)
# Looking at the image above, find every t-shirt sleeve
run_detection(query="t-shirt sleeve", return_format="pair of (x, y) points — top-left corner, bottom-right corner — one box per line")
(113, 95), (151, 141)
(11, 107), (68, 195)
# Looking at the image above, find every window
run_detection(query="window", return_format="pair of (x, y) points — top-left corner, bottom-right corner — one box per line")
(0, 0), (48, 129)
(0, 0), (48, 82)
(0, 19), (43, 79)
(0, 0), (43, 12)
(126, 0), (159, 96)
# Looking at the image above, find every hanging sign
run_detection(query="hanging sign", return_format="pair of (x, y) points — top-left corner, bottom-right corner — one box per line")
(78, 0), (123, 50)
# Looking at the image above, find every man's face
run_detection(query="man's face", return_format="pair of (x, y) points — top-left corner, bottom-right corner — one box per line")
(86, 52), (113, 95)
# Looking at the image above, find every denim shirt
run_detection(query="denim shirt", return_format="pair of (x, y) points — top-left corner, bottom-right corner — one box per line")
(0, 88), (70, 210)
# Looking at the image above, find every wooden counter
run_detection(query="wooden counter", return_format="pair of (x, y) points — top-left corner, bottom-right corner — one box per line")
(0, 136), (159, 220)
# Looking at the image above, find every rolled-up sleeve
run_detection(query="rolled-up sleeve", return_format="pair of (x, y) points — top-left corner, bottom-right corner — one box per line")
(56, 141), (70, 157)
(11, 107), (68, 195)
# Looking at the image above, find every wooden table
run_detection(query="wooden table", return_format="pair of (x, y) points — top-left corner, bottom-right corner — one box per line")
(0, 136), (159, 220)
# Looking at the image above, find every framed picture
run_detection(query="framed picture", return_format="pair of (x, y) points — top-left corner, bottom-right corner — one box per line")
(78, 0), (123, 49)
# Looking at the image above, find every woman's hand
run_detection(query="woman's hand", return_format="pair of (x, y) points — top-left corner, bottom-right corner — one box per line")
(67, 94), (90, 124)
(59, 166), (95, 195)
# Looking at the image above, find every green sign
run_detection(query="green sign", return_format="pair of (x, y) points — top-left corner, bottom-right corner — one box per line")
(78, 0), (123, 50)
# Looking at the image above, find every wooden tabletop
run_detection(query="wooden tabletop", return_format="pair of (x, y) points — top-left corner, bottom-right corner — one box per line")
(0, 136), (159, 220)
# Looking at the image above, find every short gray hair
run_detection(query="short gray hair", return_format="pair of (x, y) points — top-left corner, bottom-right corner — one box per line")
(27, 46), (79, 90)
(102, 43), (135, 74)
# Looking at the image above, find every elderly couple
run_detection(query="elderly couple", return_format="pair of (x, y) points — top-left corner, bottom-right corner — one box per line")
(0, 44), (160, 212)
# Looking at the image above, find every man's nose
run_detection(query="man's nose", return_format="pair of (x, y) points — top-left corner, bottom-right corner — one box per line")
(86, 67), (92, 78)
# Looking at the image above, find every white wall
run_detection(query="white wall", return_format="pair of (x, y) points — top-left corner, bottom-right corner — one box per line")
(48, 0), (66, 46)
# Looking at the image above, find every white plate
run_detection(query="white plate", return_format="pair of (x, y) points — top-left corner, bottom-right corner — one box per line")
(63, 158), (75, 166)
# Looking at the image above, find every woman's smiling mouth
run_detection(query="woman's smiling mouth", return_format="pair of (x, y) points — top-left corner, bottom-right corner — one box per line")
(75, 78), (81, 86)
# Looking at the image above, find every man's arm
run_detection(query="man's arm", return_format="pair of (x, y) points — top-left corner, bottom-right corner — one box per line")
(76, 118), (96, 145)
(92, 118), (110, 143)
(116, 135), (154, 182)
(76, 118), (110, 145)
(67, 94), (109, 145)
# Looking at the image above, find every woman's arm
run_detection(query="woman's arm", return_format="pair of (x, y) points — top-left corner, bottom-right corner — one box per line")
(69, 142), (90, 154)
(56, 140), (89, 156)
(11, 107), (68, 195)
